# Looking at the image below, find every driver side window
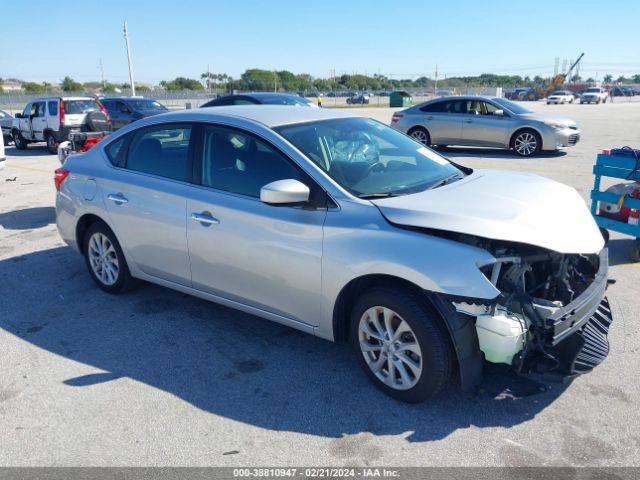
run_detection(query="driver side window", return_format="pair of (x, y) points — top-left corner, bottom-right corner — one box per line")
(199, 126), (302, 198)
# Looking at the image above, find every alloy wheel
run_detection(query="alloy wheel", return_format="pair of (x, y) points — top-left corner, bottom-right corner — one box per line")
(88, 232), (120, 286)
(410, 129), (429, 146)
(514, 132), (538, 156)
(358, 306), (423, 390)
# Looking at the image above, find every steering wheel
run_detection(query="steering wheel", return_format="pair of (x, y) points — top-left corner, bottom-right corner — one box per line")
(365, 161), (386, 174)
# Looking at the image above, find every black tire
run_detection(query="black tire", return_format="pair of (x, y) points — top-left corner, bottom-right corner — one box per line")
(408, 126), (431, 147)
(602, 97), (607, 104)
(599, 228), (610, 244)
(350, 287), (454, 403)
(630, 239), (640, 262)
(12, 130), (28, 150)
(83, 222), (134, 294)
(580, 101), (584, 104)
(511, 129), (541, 157)
(3, 134), (11, 146)
(46, 132), (57, 154)
(85, 110), (109, 132)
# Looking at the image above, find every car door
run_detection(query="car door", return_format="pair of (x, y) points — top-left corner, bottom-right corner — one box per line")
(100, 123), (193, 285)
(419, 99), (465, 144)
(461, 100), (515, 148)
(186, 124), (326, 325)
(31, 102), (47, 140)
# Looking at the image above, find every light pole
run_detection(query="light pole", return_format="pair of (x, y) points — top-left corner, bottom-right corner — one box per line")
(123, 21), (136, 96)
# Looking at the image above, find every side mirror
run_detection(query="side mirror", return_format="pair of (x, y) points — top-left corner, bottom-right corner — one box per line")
(15, 113), (23, 119)
(260, 179), (310, 205)
(494, 109), (505, 117)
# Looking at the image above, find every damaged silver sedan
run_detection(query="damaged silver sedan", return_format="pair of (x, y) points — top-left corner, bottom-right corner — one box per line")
(55, 106), (612, 403)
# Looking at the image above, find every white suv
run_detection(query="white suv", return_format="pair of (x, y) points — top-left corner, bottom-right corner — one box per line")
(12, 97), (110, 153)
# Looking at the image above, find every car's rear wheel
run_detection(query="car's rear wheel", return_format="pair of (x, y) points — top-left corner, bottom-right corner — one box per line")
(46, 132), (57, 154)
(12, 130), (28, 150)
(512, 129), (541, 157)
(408, 127), (431, 147)
(83, 222), (134, 294)
(350, 287), (453, 403)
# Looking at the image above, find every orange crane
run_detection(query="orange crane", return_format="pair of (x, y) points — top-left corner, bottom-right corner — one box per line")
(536, 53), (585, 99)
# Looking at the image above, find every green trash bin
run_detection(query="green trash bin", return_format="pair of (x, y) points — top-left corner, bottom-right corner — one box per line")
(389, 91), (412, 108)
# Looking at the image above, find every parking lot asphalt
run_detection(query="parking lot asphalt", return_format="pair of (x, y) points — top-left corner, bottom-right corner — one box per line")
(0, 100), (639, 467)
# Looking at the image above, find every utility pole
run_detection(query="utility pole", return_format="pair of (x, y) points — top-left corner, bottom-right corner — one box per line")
(123, 21), (136, 96)
(99, 58), (105, 89)
(434, 64), (438, 97)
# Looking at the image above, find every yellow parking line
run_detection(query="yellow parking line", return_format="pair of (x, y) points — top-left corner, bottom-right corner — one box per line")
(6, 164), (53, 174)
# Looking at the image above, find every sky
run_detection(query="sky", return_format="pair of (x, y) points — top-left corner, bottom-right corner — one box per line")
(1, 0), (639, 85)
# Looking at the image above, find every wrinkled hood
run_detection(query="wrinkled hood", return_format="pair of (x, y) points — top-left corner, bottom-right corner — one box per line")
(519, 112), (577, 127)
(372, 170), (604, 254)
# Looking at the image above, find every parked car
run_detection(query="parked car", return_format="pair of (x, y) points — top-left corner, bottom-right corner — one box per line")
(100, 97), (169, 130)
(1, 110), (13, 145)
(201, 93), (317, 108)
(610, 86), (636, 97)
(580, 87), (609, 104)
(546, 90), (575, 104)
(391, 96), (580, 157)
(346, 94), (370, 104)
(12, 97), (110, 153)
(505, 88), (536, 101)
(0, 131), (5, 170)
(55, 106), (611, 402)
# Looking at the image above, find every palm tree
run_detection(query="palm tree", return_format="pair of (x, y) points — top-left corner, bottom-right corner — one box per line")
(603, 74), (613, 83)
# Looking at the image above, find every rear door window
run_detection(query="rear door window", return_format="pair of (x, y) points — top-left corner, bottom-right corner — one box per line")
(124, 124), (193, 182)
(48, 101), (58, 116)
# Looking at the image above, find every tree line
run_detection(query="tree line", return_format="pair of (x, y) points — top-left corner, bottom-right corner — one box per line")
(3, 71), (640, 95)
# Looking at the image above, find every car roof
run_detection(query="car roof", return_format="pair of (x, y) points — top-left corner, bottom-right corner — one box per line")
(229, 92), (306, 99)
(146, 105), (355, 128)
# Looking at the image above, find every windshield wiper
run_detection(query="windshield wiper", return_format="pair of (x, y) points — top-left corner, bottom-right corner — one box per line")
(427, 173), (464, 190)
(357, 192), (400, 199)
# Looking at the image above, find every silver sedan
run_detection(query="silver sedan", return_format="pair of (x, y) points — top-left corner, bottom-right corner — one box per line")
(55, 106), (610, 402)
(391, 96), (580, 157)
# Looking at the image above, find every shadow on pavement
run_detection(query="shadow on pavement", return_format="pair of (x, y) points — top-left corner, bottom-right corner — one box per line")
(0, 246), (570, 442)
(4, 145), (52, 157)
(0, 206), (56, 230)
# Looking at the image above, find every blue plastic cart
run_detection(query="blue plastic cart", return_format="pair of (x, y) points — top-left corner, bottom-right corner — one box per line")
(590, 152), (640, 261)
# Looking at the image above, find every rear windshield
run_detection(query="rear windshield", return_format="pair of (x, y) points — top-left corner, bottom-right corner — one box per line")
(586, 88), (601, 93)
(64, 100), (100, 114)
(128, 100), (167, 111)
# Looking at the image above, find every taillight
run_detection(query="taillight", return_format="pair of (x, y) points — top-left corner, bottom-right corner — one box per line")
(391, 113), (403, 123)
(59, 99), (65, 125)
(54, 168), (69, 191)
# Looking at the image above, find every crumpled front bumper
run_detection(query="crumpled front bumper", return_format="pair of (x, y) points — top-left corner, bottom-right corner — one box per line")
(524, 249), (613, 379)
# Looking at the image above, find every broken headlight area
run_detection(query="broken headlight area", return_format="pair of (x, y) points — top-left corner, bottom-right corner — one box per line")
(454, 238), (612, 381)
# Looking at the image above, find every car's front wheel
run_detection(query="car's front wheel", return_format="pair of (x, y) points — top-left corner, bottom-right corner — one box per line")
(408, 127), (431, 146)
(83, 222), (134, 294)
(350, 287), (453, 403)
(12, 130), (28, 150)
(512, 129), (541, 157)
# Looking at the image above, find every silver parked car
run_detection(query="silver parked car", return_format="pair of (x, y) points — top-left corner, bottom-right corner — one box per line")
(391, 96), (580, 157)
(56, 106), (612, 402)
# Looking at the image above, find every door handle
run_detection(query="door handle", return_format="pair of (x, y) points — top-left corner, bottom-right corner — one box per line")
(426, 116), (434, 120)
(107, 193), (128, 204)
(464, 119), (473, 123)
(191, 212), (220, 226)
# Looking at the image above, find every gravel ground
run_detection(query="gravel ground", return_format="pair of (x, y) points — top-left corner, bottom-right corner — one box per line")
(0, 99), (638, 467)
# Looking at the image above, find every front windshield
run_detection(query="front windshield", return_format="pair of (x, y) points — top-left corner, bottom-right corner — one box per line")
(129, 100), (167, 111)
(276, 117), (463, 197)
(492, 97), (532, 114)
(586, 88), (601, 93)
